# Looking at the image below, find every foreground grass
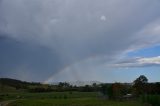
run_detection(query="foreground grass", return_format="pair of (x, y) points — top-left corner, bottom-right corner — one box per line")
(8, 98), (142, 106)
(0, 92), (97, 101)
(1, 92), (143, 106)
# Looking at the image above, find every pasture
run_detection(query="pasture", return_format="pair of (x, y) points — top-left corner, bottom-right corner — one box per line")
(0, 92), (142, 106)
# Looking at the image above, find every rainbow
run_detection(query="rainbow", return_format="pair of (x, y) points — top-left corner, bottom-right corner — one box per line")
(43, 55), (107, 84)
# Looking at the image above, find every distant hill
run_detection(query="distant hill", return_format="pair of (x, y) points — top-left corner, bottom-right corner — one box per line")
(0, 78), (41, 90)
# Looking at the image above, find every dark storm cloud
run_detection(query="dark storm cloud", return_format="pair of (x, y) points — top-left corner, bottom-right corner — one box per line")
(0, 0), (160, 81)
(0, 38), (62, 81)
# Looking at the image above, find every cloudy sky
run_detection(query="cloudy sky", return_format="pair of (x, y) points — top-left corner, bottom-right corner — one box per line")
(0, 0), (160, 83)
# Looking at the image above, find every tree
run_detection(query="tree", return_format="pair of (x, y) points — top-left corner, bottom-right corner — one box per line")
(134, 75), (148, 84)
(100, 84), (108, 95)
(133, 75), (148, 95)
(112, 83), (127, 99)
(92, 83), (98, 91)
(58, 82), (70, 88)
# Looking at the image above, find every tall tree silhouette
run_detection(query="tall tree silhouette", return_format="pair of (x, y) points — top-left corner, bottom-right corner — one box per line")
(133, 75), (148, 95)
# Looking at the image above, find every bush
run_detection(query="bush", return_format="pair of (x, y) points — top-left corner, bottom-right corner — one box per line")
(141, 95), (160, 106)
(54, 96), (57, 99)
(63, 95), (67, 99)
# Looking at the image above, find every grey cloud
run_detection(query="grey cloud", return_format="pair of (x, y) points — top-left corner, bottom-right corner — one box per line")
(0, 0), (160, 81)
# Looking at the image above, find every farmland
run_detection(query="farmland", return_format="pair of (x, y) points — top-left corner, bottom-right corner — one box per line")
(1, 77), (160, 106)
(0, 92), (142, 106)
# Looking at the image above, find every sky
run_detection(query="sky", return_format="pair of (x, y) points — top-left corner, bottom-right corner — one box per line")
(0, 0), (160, 83)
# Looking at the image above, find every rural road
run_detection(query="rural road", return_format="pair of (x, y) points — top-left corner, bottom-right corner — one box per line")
(0, 100), (15, 106)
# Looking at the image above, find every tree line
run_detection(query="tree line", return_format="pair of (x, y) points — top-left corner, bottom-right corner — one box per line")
(0, 75), (160, 97)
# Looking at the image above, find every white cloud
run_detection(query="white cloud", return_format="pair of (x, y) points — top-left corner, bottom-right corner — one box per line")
(100, 15), (106, 21)
(110, 56), (160, 68)
(138, 56), (160, 64)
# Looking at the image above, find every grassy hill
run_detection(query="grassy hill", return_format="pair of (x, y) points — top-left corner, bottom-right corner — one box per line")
(0, 78), (41, 92)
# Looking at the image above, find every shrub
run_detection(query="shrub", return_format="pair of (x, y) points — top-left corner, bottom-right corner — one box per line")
(63, 95), (67, 99)
(141, 95), (160, 106)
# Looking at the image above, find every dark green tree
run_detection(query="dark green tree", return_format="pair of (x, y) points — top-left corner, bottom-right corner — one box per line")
(133, 75), (148, 95)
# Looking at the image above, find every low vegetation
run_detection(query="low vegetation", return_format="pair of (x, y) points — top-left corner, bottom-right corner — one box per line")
(0, 75), (160, 106)
(8, 98), (142, 106)
(141, 94), (160, 106)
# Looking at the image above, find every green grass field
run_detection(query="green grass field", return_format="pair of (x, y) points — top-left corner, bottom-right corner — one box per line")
(0, 92), (97, 101)
(8, 98), (142, 106)
(0, 92), (143, 106)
